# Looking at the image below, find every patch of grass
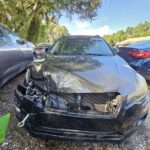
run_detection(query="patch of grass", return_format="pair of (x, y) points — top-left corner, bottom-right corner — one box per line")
(0, 113), (10, 144)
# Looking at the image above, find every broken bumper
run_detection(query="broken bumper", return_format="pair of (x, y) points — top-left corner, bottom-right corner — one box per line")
(14, 85), (149, 142)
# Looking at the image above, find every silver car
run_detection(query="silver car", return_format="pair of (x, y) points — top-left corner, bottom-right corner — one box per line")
(0, 23), (34, 87)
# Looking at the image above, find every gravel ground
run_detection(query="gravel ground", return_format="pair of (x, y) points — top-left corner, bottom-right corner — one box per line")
(0, 72), (150, 150)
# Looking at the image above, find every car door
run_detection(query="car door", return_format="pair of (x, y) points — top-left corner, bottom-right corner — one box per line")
(19, 41), (34, 62)
(4, 25), (34, 65)
(0, 24), (23, 85)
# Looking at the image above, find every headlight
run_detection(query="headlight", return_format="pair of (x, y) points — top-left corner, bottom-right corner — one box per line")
(127, 73), (148, 104)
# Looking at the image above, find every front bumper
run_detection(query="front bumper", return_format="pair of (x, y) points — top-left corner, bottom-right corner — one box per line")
(14, 85), (149, 142)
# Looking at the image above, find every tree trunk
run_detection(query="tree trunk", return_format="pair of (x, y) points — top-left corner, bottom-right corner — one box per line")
(27, 16), (41, 43)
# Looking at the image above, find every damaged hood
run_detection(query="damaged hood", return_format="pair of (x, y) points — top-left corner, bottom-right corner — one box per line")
(32, 55), (138, 96)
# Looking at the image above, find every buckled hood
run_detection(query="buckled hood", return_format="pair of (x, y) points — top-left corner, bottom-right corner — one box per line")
(31, 55), (138, 96)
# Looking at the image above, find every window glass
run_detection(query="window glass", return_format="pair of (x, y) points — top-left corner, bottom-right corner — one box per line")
(0, 30), (8, 46)
(0, 30), (3, 38)
(0, 25), (20, 44)
(51, 37), (114, 56)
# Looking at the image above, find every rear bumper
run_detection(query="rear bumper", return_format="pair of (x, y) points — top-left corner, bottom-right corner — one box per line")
(14, 85), (149, 142)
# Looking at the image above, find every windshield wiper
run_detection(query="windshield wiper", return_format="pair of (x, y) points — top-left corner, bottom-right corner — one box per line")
(50, 52), (110, 56)
(52, 53), (81, 55)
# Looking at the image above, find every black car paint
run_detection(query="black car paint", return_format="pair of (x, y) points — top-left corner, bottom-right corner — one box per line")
(29, 55), (138, 95)
(14, 84), (149, 142)
(14, 35), (149, 142)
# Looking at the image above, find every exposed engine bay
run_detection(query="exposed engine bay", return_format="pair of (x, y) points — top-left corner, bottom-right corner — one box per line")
(16, 79), (123, 117)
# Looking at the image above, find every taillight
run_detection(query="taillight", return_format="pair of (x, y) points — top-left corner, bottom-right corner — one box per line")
(128, 51), (150, 58)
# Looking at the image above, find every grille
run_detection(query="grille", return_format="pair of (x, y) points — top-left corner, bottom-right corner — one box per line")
(47, 92), (120, 113)
(58, 93), (117, 104)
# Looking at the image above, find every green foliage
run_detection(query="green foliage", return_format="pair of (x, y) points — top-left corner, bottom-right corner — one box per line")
(0, 0), (102, 44)
(104, 21), (150, 46)
(45, 22), (69, 44)
(0, 113), (10, 144)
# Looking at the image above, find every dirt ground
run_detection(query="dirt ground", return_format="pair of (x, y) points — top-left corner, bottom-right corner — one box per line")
(0, 72), (150, 150)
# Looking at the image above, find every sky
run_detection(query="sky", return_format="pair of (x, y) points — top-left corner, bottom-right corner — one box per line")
(59, 0), (150, 36)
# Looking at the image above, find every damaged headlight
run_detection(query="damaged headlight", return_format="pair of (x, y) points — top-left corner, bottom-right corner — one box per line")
(127, 74), (148, 104)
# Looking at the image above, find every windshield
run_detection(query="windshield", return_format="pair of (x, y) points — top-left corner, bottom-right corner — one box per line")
(50, 37), (114, 56)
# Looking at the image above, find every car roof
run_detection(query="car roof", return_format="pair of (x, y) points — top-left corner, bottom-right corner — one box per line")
(126, 40), (150, 49)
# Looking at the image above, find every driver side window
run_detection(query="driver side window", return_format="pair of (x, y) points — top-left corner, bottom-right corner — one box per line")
(0, 25), (20, 44)
(0, 29), (8, 46)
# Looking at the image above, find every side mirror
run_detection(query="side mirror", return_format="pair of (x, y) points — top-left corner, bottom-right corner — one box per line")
(113, 47), (120, 54)
(17, 39), (26, 44)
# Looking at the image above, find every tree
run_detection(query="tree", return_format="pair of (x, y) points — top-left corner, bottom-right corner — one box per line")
(0, 0), (102, 43)
(104, 21), (150, 46)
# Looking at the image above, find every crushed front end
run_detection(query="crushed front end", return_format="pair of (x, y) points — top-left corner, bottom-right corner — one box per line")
(14, 82), (149, 142)
(13, 59), (149, 142)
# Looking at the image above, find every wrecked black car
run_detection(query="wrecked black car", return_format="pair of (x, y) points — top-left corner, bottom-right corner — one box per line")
(14, 35), (149, 142)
